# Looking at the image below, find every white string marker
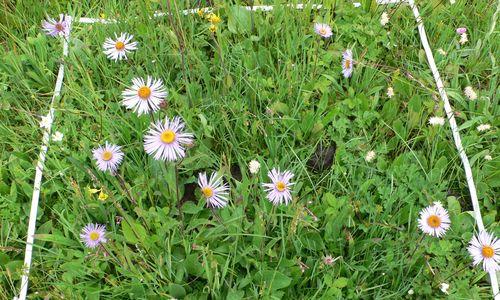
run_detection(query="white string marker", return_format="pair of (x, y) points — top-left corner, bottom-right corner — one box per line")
(377, 0), (499, 298)
(17, 19), (71, 300)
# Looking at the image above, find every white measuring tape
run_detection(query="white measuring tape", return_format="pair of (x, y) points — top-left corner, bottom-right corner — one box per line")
(18, 2), (498, 299)
(402, 0), (498, 298)
(17, 18), (71, 300)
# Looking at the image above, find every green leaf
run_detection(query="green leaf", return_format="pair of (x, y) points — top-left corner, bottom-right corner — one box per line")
(254, 270), (292, 290)
(228, 6), (252, 34)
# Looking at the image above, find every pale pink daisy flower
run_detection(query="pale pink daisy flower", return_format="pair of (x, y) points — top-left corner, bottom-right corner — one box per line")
(80, 223), (107, 249)
(456, 27), (467, 35)
(467, 231), (500, 272)
(92, 142), (124, 173)
(262, 168), (295, 205)
(42, 14), (71, 37)
(198, 172), (230, 208)
(103, 32), (138, 61)
(342, 49), (354, 78)
(314, 23), (333, 38)
(122, 76), (168, 115)
(144, 116), (194, 161)
(417, 203), (451, 237)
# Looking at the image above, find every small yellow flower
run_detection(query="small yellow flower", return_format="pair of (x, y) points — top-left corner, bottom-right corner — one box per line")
(209, 24), (217, 33)
(207, 13), (221, 24)
(197, 9), (204, 17)
(98, 191), (109, 201)
(100, 13), (106, 19)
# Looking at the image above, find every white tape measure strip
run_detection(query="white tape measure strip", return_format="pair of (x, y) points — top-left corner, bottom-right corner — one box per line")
(17, 21), (71, 300)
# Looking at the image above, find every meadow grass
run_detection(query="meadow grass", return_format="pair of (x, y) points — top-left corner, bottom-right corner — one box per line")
(0, 0), (499, 299)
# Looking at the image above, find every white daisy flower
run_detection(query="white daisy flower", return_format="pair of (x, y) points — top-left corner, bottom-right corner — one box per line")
(386, 87), (394, 98)
(313, 23), (333, 38)
(262, 168), (295, 206)
(459, 33), (468, 45)
(365, 150), (376, 162)
(122, 76), (168, 115)
(52, 131), (64, 142)
(42, 14), (71, 38)
(103, 32), (138, 61)
(484, 155), (492, 161)
(144, 116), (194, 161)
(92, 142), (124, 173)
(477, 124), (491, 132)
(342, 49), (354, 78)
(467, 230), (500, 273)
(80, 223), (107, 249)
(39, 114), (51, 129)
(417, 203), (451, 237)
(380, 12), (390, 26)
(464, 86), (477, 100)
(249, 160), (261, 174)
(428, 116), (445, 126)
(197, 172), (230, 208)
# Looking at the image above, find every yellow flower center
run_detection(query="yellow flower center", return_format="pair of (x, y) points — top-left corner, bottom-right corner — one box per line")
(344, 59), (351, 69)
(160, 130), (176, 144)
(115, 41), (125, 50)
(482, 246), (494, 258)
(319, 28), (327, 35)
(275, 181), (286, 192)
(426, 215), (441, 228)
(137, 86), (151, 99)
(101, 151), (113, 161)
(55, 23), (64, 31)
(89, 231), (100, 241)
(202, 187), (213, 198)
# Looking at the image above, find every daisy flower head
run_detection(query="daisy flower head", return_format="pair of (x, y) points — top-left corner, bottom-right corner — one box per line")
(467, 231), (500, 272)
(80, 223), (107, 249)
(342, 49), (354, 78)
(314, 23), (333, 38)
(197, 172), (230, 208)
(122, 76), (168, 115)
(262, 168), (295, 206)
(144, 116), (194, 161)
(417, 203), (451, 237)
(103, 32), (138, 61)
(464, 86), (477, 100)
(92, 142), (124, 173)
(42, 14), (71, 37)
(428, 116), (445, 126)
(476, 124), (491, 132)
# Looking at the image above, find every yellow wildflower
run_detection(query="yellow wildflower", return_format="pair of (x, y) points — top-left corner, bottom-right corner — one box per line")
(197, 9), (204, 17)
(209, 24), (217, 33)
(207, 13), (221, 24)
(98, 191), (109, 201)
